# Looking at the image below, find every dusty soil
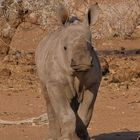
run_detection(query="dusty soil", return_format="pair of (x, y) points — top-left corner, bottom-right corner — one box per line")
(0, 27), (140, 140)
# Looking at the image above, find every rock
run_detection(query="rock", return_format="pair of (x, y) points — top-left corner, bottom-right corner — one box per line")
(0, 68), (11, 77)
(99, 56), (109, 76)
(108, 56), (140, 83)
(10, 22), (46, 52)
(0, 38), (9, 56)
(27, 12), (39, 24)
(1, 24), (15, 39)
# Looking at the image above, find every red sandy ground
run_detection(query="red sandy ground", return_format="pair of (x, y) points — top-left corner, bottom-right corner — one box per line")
(0, 28), (140, 140)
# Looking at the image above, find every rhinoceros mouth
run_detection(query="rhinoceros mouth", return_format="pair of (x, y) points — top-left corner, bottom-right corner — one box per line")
(71, 64), (92, 71)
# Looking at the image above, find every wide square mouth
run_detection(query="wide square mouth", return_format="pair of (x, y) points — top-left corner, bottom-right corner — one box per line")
(71, 64), (92, 71)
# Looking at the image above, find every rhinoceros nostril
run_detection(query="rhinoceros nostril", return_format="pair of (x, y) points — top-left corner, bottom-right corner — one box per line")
(71, 59), (76, 66)
(64, 46), (67, 51)
(91, 57), (93, 64)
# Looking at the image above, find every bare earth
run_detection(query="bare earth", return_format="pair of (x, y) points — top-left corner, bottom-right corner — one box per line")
(0, 27), (140, 140)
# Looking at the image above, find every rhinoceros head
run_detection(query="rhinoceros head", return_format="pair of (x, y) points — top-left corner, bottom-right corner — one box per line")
(57, 3), (101, 72)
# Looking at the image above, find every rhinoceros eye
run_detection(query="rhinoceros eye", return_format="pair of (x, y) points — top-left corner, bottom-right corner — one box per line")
(64, 46), (67, 51)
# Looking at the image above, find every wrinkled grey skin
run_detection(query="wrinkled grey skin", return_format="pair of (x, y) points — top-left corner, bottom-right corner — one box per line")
(35, 3), (102, 140)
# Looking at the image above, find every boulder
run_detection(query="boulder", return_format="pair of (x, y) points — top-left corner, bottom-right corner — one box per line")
(10, 22), (46, 52)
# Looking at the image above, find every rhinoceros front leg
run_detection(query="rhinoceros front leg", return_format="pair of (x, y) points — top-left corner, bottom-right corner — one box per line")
(47, 83), (80, 140)
(41, 84), (61, 140)
(77, 83), (100, 140)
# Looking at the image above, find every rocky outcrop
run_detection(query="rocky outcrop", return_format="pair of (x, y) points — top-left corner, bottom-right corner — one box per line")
(0, 0), (140, 40)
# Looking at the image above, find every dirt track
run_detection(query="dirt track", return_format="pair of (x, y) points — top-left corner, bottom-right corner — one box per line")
(0, 83), (139, 140)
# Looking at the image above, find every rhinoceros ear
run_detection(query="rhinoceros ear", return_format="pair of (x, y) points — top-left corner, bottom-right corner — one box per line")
(57, 4), (69, 25)
(84, 3), (101, 26)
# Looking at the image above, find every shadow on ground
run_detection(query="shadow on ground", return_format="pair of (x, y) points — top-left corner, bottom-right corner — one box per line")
(97, 49), (140, 56)
(91, 131), (140, 140)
